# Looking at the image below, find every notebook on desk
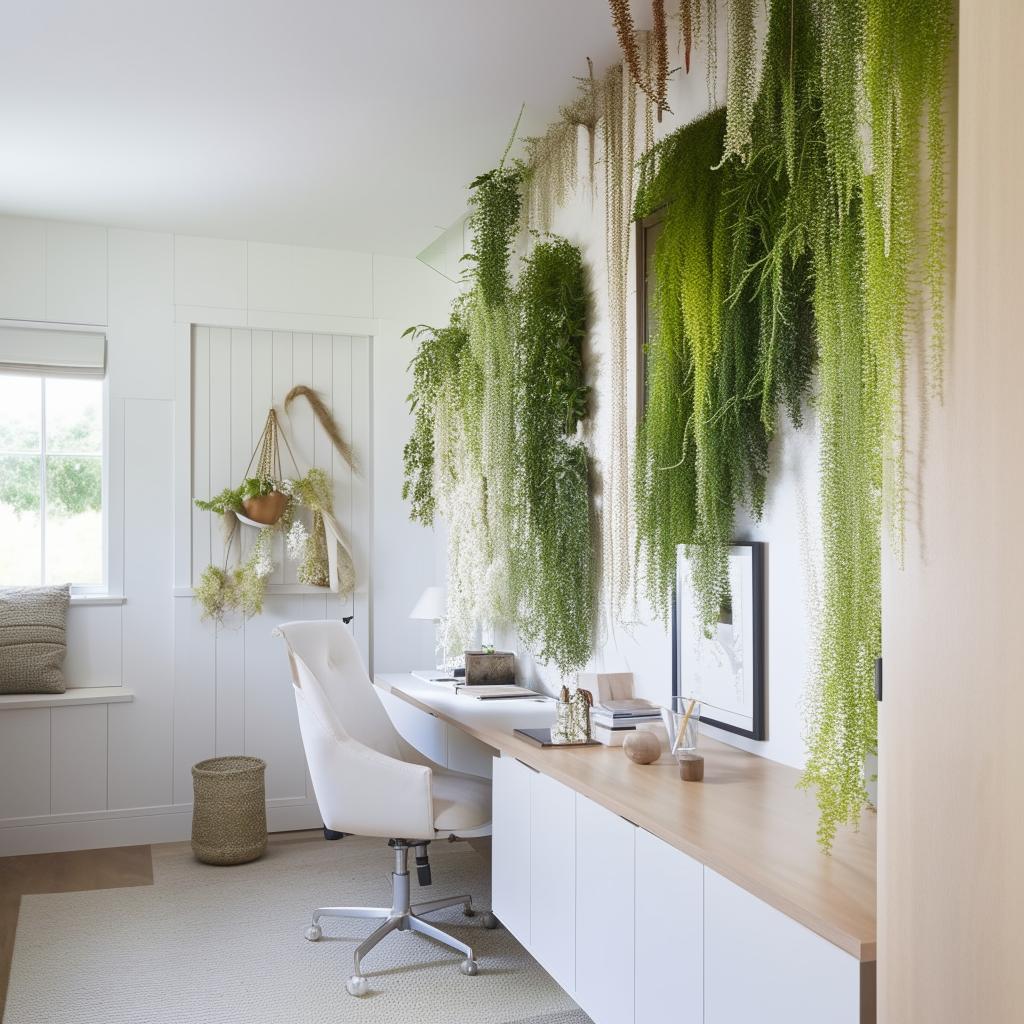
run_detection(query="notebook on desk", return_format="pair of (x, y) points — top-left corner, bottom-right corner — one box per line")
(459, 684), (547, 700)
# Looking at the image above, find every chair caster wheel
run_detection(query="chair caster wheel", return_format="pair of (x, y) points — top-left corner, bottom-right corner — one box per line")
(482, 912), (500, 930)
(460, 958), (479, 976)
(463, 905), (476, 918)
(346, 975), (369, 996)
(305, 925), (322, 942)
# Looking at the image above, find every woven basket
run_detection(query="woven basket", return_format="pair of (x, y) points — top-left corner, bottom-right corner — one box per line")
(191, 756), (268, 866)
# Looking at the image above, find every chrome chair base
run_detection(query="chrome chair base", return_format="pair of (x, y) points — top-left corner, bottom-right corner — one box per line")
(304, 840), (481, 996)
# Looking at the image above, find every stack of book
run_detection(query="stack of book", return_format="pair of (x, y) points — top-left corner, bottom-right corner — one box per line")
(591, 698), (663, 746)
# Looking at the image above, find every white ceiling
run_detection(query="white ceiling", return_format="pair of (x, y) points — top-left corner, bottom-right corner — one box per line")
(0, 1), (623, 257)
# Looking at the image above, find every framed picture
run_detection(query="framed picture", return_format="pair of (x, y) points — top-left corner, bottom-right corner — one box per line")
(672, 541), (766, 740)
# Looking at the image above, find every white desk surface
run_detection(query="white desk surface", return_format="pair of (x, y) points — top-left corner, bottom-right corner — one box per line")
(374, 672), (877, 963)
(375, 672), (557, 735)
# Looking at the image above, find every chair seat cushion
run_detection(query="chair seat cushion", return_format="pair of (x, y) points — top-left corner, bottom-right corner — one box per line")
(431, 768), (491, 833)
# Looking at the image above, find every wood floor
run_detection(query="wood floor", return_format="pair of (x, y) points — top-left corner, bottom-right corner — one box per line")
(0, 844), (154, 1017)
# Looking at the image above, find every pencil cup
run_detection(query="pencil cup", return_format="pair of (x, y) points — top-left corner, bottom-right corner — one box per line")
(665, 696), (701, 756)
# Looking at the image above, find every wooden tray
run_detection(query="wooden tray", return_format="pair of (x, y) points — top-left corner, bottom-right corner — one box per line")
(513, 727), (601, 748)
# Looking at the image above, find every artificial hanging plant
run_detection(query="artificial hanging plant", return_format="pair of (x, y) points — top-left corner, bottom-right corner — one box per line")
(608, 0), (670, 118)
(403, 157), (598, 672)
(192, 398), (357, 623)
(511, 237), (596, 674)
(402, 304), (489, 652)
(602, 60), (641, 620)
(633, 102), (814, 630)
(522, 61), (600, 232)
(464, 133), (525, 627)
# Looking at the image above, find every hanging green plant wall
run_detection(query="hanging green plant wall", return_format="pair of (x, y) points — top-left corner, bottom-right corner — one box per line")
(511, 238), (595, 674)
(631, 0), (952, 848)
(403, 167), (597, 673)
(634, 101), (815, 630)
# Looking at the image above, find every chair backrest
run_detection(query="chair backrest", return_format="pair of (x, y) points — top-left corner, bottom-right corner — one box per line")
(274, 619), (403, 761)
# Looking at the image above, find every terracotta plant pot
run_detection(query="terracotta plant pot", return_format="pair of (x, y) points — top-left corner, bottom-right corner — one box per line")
(242, 491), (287, 526)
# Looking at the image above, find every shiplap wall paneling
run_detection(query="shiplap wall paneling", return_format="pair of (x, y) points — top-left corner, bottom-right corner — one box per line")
(189, 327), (370, 809)
(191, 326), (368, 629)
(0, 710), (50, 819)
(50, 705), (107, 815)
(109, 398), (175, 812)
(173, 598), (215, 806)
(191, 326), (213, 587)
(242, 594), (320, 801)
(215, 327), (251, 756)
(350, 336), (371, 663)
(64, 604), (123, 687)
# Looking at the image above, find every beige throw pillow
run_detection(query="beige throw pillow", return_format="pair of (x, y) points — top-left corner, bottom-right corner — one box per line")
(0, 585), (71, 694)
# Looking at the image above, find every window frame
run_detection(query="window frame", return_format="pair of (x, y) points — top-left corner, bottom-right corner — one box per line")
(0, 370), (110, 594)
(635, 209), (665, 421)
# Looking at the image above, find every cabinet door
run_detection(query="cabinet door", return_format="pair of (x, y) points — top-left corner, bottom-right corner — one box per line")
(704, 869), (860, 1024)
(376, 689), (447, 766)
(491, 756), (532, 946)
(575, 793), (635, 1024)
(529, 771), (575, 994)
(635, 828), (702, 1023)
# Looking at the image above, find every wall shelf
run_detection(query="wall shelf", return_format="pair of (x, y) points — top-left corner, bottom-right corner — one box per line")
(0, 687), (134, 711)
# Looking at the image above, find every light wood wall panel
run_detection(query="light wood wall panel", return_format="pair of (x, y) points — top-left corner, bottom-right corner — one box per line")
(879, 2), (1024, 1020)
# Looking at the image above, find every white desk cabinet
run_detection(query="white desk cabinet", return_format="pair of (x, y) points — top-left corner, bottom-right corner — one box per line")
(530, 770), (576, 993)
(575, 793), (636, 1024)
(635, 827), (703, 1023)
(704, 869), (861, 1024)
(492, 755), (532, 946)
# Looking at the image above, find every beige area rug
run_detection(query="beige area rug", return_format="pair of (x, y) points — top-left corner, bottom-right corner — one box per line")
(4, 833), (591, 1024)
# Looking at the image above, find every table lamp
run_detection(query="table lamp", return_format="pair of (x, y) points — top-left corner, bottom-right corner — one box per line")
(409, 585), (450, 672)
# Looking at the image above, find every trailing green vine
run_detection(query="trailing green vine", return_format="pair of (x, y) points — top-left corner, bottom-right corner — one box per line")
(402, 305), (488, 651)
(863, 0), (955, 550)
(523, 63), (600, 232)
(511, 238), (595, 673)
(717, 0), (759, 165)
(634, 70), (818, 628)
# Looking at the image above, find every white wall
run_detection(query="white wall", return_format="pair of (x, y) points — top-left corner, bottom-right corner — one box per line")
(0, 215), (456, 854)
(505, 9), (816, 769)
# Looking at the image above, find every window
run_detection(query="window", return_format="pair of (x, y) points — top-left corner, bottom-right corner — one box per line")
(636, 211), (664, 417)
(0, 374), (104, 587)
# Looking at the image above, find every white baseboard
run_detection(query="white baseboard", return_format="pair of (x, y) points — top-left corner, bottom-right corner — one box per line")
(0, 798), (323, 856)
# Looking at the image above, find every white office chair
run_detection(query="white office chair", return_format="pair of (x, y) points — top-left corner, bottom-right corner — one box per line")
(274, 620), (494, 996)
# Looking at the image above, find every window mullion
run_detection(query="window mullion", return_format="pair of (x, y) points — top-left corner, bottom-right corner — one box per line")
(39, 377), (46, 585)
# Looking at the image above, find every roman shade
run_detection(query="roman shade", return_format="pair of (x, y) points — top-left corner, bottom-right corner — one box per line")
(0, 324), (106, 378)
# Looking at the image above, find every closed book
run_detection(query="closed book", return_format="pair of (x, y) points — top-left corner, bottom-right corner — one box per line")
(591, 712), (663, 727)
(600, 698), (658, 714)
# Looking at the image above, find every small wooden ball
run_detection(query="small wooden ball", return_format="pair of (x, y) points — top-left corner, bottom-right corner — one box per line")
(623, 731), (662, 765)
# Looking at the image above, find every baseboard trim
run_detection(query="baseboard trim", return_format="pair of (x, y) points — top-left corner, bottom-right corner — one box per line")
(0, 799), (323, 856)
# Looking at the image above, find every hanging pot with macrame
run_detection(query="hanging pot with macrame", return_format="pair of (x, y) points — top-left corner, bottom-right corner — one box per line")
(192, 386), (359, 621)
(236, 410), (290, 526)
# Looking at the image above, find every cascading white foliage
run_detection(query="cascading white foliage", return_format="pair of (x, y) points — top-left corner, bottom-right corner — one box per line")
(602, 59), (640, 623)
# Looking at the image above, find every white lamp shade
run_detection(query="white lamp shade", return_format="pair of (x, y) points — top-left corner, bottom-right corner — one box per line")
(409, 585), (447, 621)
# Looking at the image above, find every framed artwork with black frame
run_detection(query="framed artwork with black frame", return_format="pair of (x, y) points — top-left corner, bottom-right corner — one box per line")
(672, 541), (766, 740)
